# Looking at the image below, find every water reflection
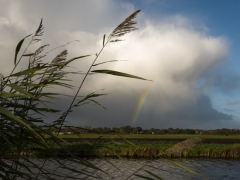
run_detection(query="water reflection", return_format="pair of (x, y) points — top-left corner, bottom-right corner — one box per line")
(19, 158), (240, 179)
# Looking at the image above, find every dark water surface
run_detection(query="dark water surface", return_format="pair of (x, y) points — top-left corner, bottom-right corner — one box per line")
(17, 158), (240, 179)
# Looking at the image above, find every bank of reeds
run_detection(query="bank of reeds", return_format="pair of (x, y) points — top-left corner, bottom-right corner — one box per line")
(0, 10), (153, 179)
(0, 10), (208, 179)
(179, 143), (240, 159)
(32, 141), (240, 159)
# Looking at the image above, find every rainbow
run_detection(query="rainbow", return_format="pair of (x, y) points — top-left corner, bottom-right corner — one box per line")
(131, 83), (152, 126)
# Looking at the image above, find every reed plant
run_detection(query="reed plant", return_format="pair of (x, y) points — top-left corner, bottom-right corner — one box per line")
(0, 10), (152, 179)
(0, 10), (205, 179)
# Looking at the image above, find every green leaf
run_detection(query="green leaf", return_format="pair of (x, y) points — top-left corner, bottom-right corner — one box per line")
(7, 84), (35, 98)
(163, 158), (205, 178)
(39, 92), (61, 99)
(11, 65), (45, 77)
(118, 135), (137, 146)
(47, 81), (74, 88)
(14, 34), (32, 65)
(89, 99), (106, 109)
(144, 170), (163, 180)
(91, 69), (152, 81)
(0, 92), (30, 98)
(23, 53), (34, 56)
(0, 106), (34, 132)
(93, 60), (119, 66)
(103, 34), (106, 47)
(58, 55), (92, 68)
(36, 108), (60, 113)
(134, 174), (156, 180)
(74, 93), (106, 107)
(25, 83), (46, 87)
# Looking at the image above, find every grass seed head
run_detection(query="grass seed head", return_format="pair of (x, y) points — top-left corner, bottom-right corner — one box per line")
(34, 18), (44, 37)
(51, 50), (68, 64)
(108, 10), (140, 42)
(30, 44), (49, 67)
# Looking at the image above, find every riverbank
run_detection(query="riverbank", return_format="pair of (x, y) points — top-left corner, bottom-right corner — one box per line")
(33, 140), (240, 159)
(60, 138), (240, 144)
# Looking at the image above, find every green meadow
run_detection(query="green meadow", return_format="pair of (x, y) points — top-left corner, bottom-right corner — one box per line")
(58, 133), (240, 139)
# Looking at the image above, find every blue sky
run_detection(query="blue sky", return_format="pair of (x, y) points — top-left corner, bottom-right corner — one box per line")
(1, 0), (240, 129)
(132, 0), (240, 71)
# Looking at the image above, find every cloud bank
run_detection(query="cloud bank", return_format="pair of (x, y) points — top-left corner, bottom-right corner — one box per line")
(56, 15), (232, 129)
(0, 1), (234, 129)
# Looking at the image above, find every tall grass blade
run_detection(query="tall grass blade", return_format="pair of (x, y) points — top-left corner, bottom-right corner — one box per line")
(147, 164), (195, 178)
(7, 83), (35, 98)
(118, 135), (137, 146)
(103, 34), (106, 47)
(58, 55), (92, 68)
(10, 65), (45, 76)
(93, 60), (127, 66)
(0, 106), (35, 133)
(134, 174), (156, 180)
(14, 34), (32, 65)
(89, 99), (106, 109)
(144, 170), (163, 180)
(92, 69), (152, 81)
(163, 158), (207, 179)
(23, 53), (34, 56)
(0, 92), (32, 98)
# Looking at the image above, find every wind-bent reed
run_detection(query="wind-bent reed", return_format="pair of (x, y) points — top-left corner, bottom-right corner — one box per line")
(0, 10), (155, 180)
(0, 10), (204, 180)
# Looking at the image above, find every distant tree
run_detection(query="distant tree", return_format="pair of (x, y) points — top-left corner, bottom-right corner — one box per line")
(132, 127), (142, 134)
(118, 126), (132, 134)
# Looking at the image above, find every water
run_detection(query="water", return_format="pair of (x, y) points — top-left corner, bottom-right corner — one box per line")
(15, 158), (240, 179)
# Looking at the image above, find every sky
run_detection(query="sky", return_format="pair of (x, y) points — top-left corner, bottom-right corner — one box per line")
(1, 0), (240, 129)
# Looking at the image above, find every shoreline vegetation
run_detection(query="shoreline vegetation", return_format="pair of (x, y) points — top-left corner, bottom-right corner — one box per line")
(26, 136), (240, 159)
(4, 134), (240, 159)
(52, 126), (240, 136)
(31, 143), (240, 159)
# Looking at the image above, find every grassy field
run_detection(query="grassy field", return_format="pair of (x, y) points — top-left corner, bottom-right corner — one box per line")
(58, 134), (240, 139)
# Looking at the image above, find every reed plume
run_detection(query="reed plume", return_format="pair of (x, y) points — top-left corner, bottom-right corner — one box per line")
(30, 44), (49, 67)
(107, 10), (141, 43)
(33, 18), (44, 42)
(51, 50), (68, 64)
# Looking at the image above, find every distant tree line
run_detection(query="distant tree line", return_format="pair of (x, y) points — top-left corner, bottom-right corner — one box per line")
(46, 126), (240, 135)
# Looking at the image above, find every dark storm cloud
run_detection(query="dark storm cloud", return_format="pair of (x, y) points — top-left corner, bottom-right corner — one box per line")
(44, 92), (233, 129)
(198, 68), (240, 94)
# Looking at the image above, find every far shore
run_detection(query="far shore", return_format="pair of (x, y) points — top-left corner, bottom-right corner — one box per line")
(38, 135), (240, 159)
(56, 134), (240, 139)
(51, 134), (240, 144)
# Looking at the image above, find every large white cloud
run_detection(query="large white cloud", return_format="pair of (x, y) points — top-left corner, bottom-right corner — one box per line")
(51, 15), (232, 129)
(78, 16), (229, 116)
(0, 1), (234, 129)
